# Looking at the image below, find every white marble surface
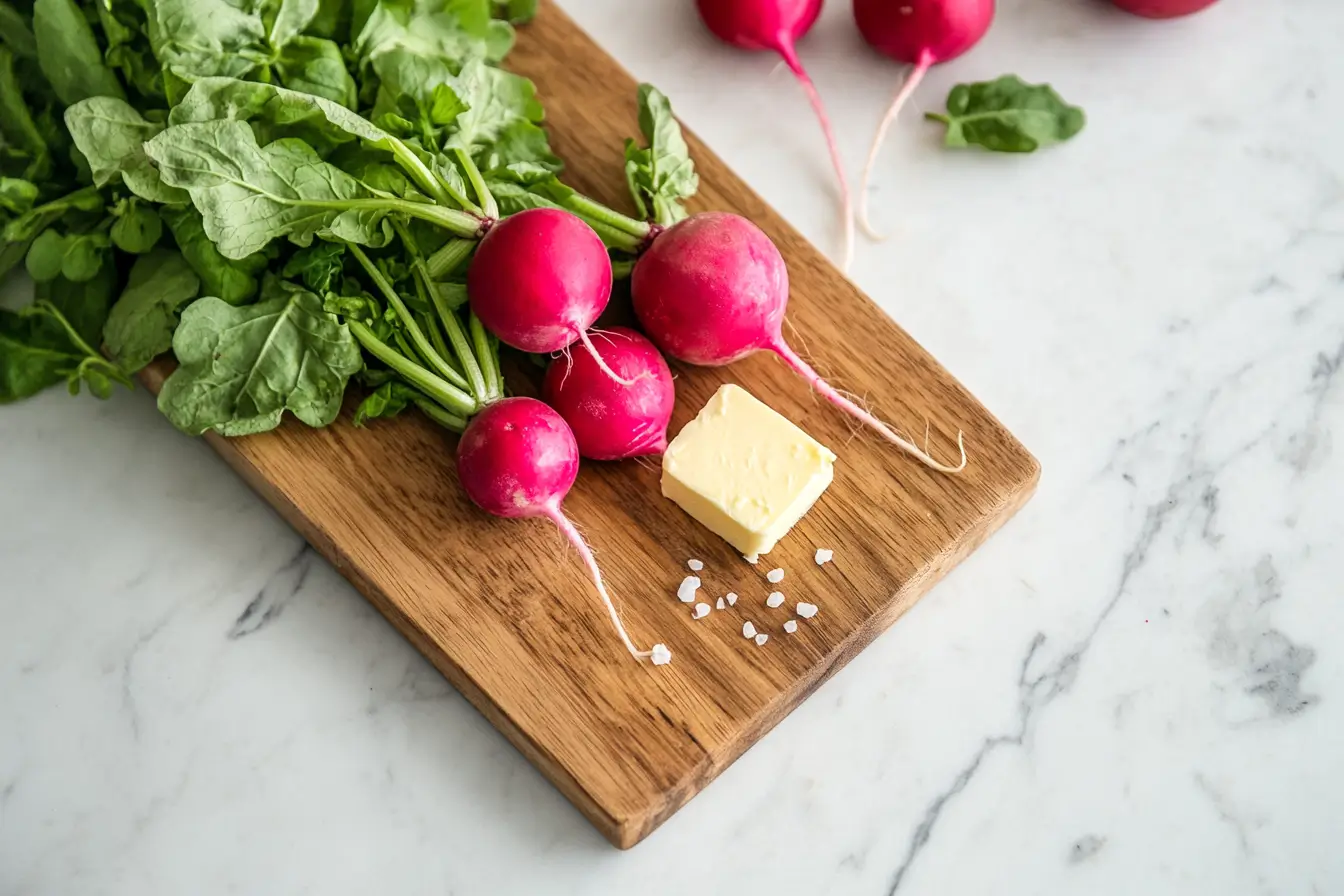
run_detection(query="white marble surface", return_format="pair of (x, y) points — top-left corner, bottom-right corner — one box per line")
(3, 0), (1342, 893)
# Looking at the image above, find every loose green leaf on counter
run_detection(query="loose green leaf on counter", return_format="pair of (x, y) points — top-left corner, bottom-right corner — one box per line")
(157, 286), (363, 436)
(925, 75), (1085, 153)
(103, 249), (201, 372)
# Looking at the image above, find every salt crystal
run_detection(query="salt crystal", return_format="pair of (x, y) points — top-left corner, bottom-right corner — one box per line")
(815, 548), (833, 566)
(796, 602), (818, 619)
(754, 633), (769, 646)
(677, 576), (701, 603)
(726, 592), (738, 607)
(742, 621), (757, 639)
(716, 597), (726, 610)
(650, 643), (672, 665)
(766, 568), (784, 583)
(743, 553), (759, 565)
(693, 602), (710, 619)
(687, 559), (704, 571)
(783, 620), (798, 634)
(766, 591), (785, 609)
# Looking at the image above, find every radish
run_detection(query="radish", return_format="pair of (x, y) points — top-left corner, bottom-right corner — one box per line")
(695, 0), (856, 271)
(1108, 0), (1219, 17)
(631, 212), (966, 472)
(457, 397), (669, 664)
(542, 327), (675, 461)
(467, 208), (633, 385)
(854, 0), (995, 238)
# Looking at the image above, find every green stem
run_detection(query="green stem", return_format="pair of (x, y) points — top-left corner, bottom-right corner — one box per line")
(346, 243), (472, 392)
(452, 147), (499, 220)
(336, 198), (486, 239)
(426, 238), (475, 279)
(411, 395), (467, 432)
(420, 311), (461, 379)
(560, 193), (651, 248)
(469, 312), (500, 402)
(26, 301), (134, 390)
(392, 330), (428, 369)
(348, 321), (477, 417)
(611, 259), (634, 280)
(388, 137), (452, 208)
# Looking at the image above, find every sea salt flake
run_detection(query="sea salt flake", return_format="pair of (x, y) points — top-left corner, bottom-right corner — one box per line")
(693, 602), (710, 619)
(743, 553), (759, 565)
(687, 559), (704, 571)
(815, 548), (833, 565)
(726, 592), (738, 607)
(754, 633), (769, 646)
(796, 602), (818, 619)
(783, 620), (798, 634)
(716, 597), (726, 610)
(650, 643), (672, 665)
(766, 591), (785, 609)
(677, 576), (701, 603)
(742, 621), (757, 639)
(766, 568), (784, 583)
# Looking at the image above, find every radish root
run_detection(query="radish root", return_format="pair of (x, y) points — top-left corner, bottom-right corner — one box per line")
(772, 338), (968, 473)
(576, 328), (636, 386)
(545, 506), (656, 661)
(859, 51), (934, 242)
(778, 44), (856, 274)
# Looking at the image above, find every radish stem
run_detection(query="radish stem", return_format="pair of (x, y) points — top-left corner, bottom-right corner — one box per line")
(859, 51), (934, 241)
(542, 504), (655, 661)
(770, 336), (967, 473)
(778, 43), (856, 273)
(427, 238), (475, 279)
(348, 321), (477, 417)
(469, 313), (501, 402)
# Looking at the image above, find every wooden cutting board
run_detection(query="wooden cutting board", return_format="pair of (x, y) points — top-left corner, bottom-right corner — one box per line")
(142, 2), (1038, 848)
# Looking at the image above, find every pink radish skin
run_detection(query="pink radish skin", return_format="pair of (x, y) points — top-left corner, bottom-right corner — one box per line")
(467, 208), (633, 385)
(632, 212), (966, 472)
(457, 397), (668, 663)
(695, 0), (856, 271)
(854, 0), (995, 238)
(542, 327), (676, 461)
(1109, 0), (1218, 17)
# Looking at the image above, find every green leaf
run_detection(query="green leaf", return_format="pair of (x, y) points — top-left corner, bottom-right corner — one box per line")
(282, 240), (346, 292)
(142, 0), (268, 102)
(64, 97), (189, 204)
(3, 185), (103, 243)
(353, 379), (417, 426)
(624, 84), (696, 226)
(161, 205), (265, 306)
(40, 263), (119, 345)
(308, 0), (352, 41)
(355, 0), (511, 73)
(266, 0), (319, 48)
(0, 306), (84, 402)
(32, 0), (126, 105)
(0, 176), (37, 215)
(445, 58), (543, 156)
(145, 120), (395, 259)
(25, 230), (109, 282)
(1, 268), (123, 402)
(926, 75), (1086, 153)
(104, 249), (200, 372)
(157, 286), (363, 436)
(491, 0), (535, 24)
(0, 46), (51, 179)
(274, 36), (358, 108)
(0, 2), (37, 60)
(111, 200), (163, 253)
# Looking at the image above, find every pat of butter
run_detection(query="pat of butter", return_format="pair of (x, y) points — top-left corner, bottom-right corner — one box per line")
(661, 384), (836, 556)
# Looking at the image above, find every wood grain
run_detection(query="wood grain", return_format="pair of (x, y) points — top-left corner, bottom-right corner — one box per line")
(141, 2), (1039, 848)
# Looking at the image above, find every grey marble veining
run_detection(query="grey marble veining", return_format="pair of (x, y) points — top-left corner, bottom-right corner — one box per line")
(3, 0), (1343, 893)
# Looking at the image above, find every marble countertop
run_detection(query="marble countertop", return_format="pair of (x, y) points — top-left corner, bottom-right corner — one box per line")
(3, 1), (1342, 893)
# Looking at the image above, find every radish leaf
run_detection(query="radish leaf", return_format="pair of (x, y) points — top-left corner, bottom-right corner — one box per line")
(64, 97), (189, 204)
(624, 84), (697, 226)
(926, 76), (1085, 153)
(103, 249), (200, 372)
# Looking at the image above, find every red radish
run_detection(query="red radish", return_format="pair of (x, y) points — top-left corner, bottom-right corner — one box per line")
(467, 208), (633, 384)
(457, 398), (669, 664)
(1108, 0), (1218, 17)
(632, 212), (965, 472)
(853, 0), (995, 238)
(542, 327), (676, 461)
(695, 0), (856, 271)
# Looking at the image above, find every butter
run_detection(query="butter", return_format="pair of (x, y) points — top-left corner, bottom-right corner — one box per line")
(661, 384), (836, 556)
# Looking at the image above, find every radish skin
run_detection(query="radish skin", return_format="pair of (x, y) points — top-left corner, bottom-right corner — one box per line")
(695, 0), (856, 271)
(1109, 0), (1218, 17)
(467, 208), (634, 385)
(457, 398), (668, 663)
(632, 212), (966, 472)
(853, 0), (995, 239)
(542, 327), (676, 461)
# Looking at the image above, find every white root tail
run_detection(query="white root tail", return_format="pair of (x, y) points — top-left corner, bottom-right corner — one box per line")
(772, 340), (968, 474)
(545, 506), (663, 662)
(779, 44), (856, 274)
(576, 328), (636, 386)
(859, 53), (934, 242)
